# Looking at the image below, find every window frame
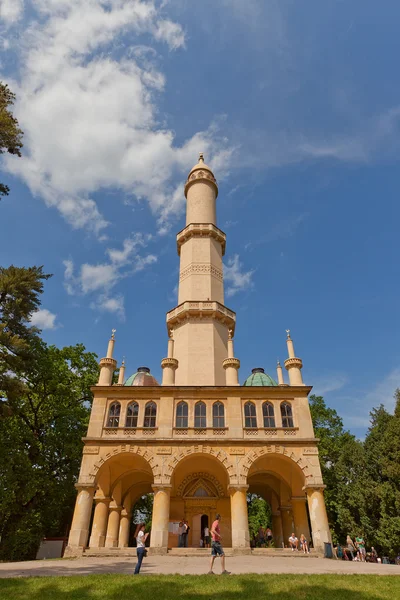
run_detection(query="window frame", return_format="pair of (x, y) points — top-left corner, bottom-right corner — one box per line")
(125, 401), (139, 428)
(175, 401), (189, 428)
(194, 401), (207, 429)
(262, 401), (276, 428)
(212, 401), (225, 428)
(144, 401), (157, 428)
(244, 401), (257, 428)
(107, 402), (121, 428)
(280, 401), (294, 428)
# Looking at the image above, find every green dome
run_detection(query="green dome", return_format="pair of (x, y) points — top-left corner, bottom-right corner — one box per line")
(124, 367), (159, 386)
(243, 368), (277, 387)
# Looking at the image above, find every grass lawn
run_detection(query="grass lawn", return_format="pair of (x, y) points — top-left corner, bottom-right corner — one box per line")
(0, 574), (399, 600)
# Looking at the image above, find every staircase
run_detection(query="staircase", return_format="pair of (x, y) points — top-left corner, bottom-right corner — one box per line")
(83, 547), (322, 558)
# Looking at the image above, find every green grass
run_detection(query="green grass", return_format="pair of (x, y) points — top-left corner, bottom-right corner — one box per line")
(0, 574), (399, 600)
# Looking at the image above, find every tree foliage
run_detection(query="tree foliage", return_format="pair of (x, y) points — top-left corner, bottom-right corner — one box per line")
(309, 392), (400, 558)
(0, 83), (23, 198)
(247, 494), (272, 542)
(0, 265), (99, 561)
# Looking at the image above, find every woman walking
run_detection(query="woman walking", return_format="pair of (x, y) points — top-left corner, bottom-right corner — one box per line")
(134, 523), (148, 575)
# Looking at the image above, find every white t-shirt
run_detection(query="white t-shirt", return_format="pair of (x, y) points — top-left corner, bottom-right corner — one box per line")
(289, 536), (298, 544)
(204, 527), (209, 537)
(137, 530), (145, 548)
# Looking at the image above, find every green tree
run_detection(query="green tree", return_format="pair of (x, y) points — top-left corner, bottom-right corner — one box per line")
(247, 494), (271, 543)
(0, 265), (51, 412)
(0, 83), (23, 198)
(0, 341), (99, 561)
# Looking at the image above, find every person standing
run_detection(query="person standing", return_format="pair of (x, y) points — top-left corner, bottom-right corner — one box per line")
(258, 526), (265, 547)
(355, 535), (366, 562)
(208, 514), (230, 575)
(133, 523), (148, 575)
(204, 525), (210, 548)
(182, 520), (189, 548)
(346, 535), (356, 560)
(178, 521), (183, 547)
(265, 527), (273, 547)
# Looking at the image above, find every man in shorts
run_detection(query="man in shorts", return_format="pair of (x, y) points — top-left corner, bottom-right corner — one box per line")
(288, 533), (299, 551)
(208, 514), (230, 574)
(355, 535), (366, 562)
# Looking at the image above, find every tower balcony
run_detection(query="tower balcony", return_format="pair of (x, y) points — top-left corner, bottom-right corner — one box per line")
(166, 300), (236, 333)
(176, 223), (226, 256)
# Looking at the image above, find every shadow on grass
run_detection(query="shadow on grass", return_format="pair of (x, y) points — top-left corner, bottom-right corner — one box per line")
(0, 574), (398, 600)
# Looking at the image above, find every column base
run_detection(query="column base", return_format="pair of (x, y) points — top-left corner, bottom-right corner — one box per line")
(149, 546), (169, 555)
(63, 546), (85, 558)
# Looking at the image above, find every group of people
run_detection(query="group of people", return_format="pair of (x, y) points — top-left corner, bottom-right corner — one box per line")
(177, 520), (190, 548)
(335, 535), (375, 562)
(254, 526), (274, 547)
(288, 533), (310, 554)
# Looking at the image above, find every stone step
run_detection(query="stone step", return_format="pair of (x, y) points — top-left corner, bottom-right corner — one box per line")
(83, 547), (322, 558)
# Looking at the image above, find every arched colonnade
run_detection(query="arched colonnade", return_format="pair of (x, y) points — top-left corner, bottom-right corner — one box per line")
(67, 445), (331, 554)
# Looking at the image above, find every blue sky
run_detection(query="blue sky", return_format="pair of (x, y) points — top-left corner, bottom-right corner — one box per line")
(1, 0), (399, 437)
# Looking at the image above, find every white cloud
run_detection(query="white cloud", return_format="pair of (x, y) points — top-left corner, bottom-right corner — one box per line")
(224, 254), (254, 298)
(311, 374), (348, 396)
(63, 234), (157, 319)
(30, 308), (58, 330)
(0, 0), (24, 24)
(340, 367), (400, 431)
(1, 1), (232, 236)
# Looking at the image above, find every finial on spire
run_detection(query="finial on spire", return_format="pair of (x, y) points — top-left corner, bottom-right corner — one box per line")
(168, 328), (174, 339)
(228, 329), (233, 340)
(286, 329), (291, 339)
(277, 358), (281, 366)
(111, 328), (116, 340)
(122, 356), (125, 366)
(198, 152), (204, 163)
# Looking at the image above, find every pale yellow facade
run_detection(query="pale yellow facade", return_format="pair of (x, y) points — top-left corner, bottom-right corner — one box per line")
(66, 155), (331, 557)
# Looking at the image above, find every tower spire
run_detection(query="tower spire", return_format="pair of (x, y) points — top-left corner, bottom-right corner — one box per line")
(98, 330), (117, 386)
(284, 330), (304, 385)
(165, 154), (236, 385)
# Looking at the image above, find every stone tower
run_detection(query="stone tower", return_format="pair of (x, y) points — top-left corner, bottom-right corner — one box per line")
(65, 154), (332, 559)
(166, 154), (235, 385)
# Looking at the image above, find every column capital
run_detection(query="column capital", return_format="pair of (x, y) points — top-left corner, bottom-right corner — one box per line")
(291, 496), (307, 503)
(74, 483), (96, 493)
(303, 484), (326, 492)
(279, 505), (292, 512)
(152, 484), (172, 493)
(94, 496), (111, 504)
(109, 504), (122, 513)
(120, 508), (130, 518)
(227, 484), (249, 494)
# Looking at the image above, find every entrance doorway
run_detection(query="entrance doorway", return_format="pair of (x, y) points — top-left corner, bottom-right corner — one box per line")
(191, 513), (209, 547)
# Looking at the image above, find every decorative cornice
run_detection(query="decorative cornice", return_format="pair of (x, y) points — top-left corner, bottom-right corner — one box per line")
(166, 300), (236, 333)
(161, 357), (179, 370)
(222, 357), (240, 370)
(184, 170), (218, 198)
(180, 263), (223, 282)
(176, 223), (226, 256)
(284, 357), (303, 370)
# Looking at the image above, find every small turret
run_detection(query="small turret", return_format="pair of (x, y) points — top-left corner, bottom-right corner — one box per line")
(284, 330), (304, 385)
(97, 330), (117, 386)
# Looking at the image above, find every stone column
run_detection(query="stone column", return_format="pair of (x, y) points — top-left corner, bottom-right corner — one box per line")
(272, 511), (284, 547)
(292, 496), (311, 541)
(105, 505), (122, 548)
(118, 509), (131, 548)
(229, 485), (250, 552)
(89, 496), (110, 548)
(150, 485), (171, 554)
(280, 506), (294, 546)
(306, 487), (331, 552)
(67, 485), (95, 549)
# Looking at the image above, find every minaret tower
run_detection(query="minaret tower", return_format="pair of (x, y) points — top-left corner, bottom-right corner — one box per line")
(166, 154), (236, 385)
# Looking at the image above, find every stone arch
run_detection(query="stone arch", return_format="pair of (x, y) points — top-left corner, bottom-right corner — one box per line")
(89, 444), (161, 483)
(164, 445), (234, 484)
(176, 471), (225, 498)
(238, 445), (312, 486)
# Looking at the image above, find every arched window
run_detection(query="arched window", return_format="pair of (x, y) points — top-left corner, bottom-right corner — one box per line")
(194, 401), (206, 428)
(213, 401), (225, 428)
(244, 401), (257, 428)
(281, 402), (294, 428)
(107, 402), (120, 427)
(144, 401), (157, 428)
(176, 401), (188, 428)
(126, 402), (139, 428)
(263, 402), (275, 428)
